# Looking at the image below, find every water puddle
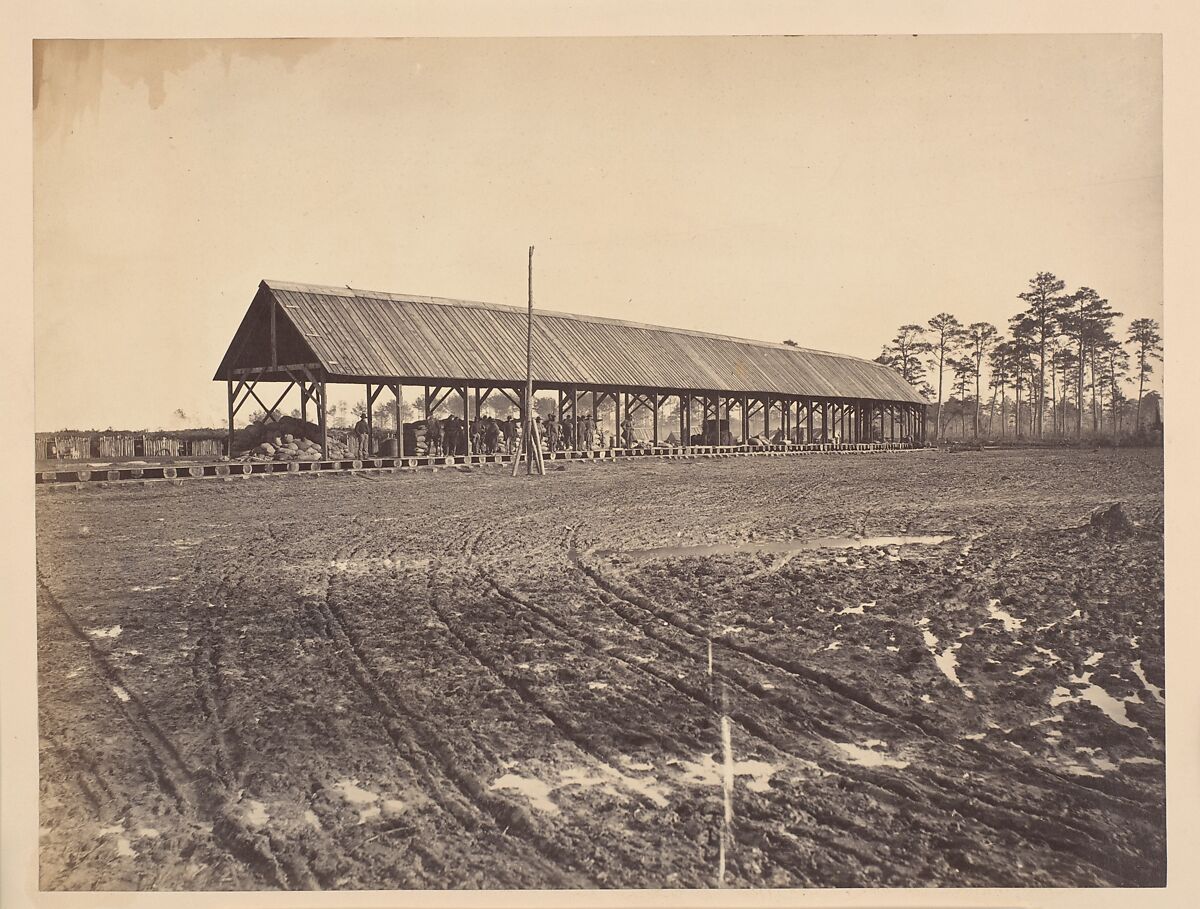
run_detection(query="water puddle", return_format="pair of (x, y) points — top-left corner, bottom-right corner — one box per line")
(1012, 666), (1035, 677)
(1084, 651), (1105, 667)
(833, 741), (910, 769)
(920, 625), (974, 699)
(986, 599), (1025, 633)
(1131, 660), (1165, 705)
(594, 534), (953, 562)
(1050, 674), (1142, 729)
(331, 778), (383, 823)
(669, 752), (778, 793)
(490, 773), (559, 813)
(1122, 756), (1161, 766)
(1075, 747), (1118, 772)
(243, 800), (270, 828)
(554, 765), (658, 804)
(1034, 645), (1062, 665)
(88, 625), (123, 639)
(98, 823), (136, 858)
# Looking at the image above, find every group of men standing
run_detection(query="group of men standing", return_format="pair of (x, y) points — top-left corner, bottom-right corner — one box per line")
(351, 409), (642, 459)
(539, 411), (635, 451)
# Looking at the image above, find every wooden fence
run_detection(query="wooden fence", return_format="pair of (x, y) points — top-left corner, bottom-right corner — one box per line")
(35, 435), (227, 461)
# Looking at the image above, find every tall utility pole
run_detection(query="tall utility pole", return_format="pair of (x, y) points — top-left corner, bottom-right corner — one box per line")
(513, 245), (544, 476)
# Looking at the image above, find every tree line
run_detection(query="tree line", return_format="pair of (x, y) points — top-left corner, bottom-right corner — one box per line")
(875, 272), (1163, 442)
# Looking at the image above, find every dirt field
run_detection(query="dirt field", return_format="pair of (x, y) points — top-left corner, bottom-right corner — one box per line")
(35, 448), (1165, 890)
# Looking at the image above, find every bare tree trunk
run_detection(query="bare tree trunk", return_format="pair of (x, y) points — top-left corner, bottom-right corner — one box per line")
(1076, 300), (1085, 440)
(974, 362), (982, 440)
(935, 348), (945, 441)
(1014, 380), (1022, 440)
(1037, 337), (1045, 441)
(1136, 347), (1146, 431)
(1050, 362), (1057, 437)
(1085, 346), (1095, 434)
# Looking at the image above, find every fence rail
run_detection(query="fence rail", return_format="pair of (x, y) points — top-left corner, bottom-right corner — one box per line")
(36, 434), (227, 461)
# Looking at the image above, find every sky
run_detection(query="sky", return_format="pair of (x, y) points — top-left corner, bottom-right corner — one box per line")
(33, 36), (1162, 431)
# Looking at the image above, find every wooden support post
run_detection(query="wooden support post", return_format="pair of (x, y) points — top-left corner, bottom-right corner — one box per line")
(570, 387), (579, 452)
(365, 383), (374, 457)
(808, 399), (815, 443)
(463, 386), (472, 456)
(652, 393), (660, 446)
(395, 384), (404, 457)
(615, 392), (623, 448)
(679, 393), (688, 447)
(300, 380), (308, 425)
(226, 380), (235, 457)
(318, 380), (328, 458)
(763, 397), (771, 440)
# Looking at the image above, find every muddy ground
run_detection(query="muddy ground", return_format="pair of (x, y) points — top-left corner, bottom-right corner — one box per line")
(35, 448), (1165, 890)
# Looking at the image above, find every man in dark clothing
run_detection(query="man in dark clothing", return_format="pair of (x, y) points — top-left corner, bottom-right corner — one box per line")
(353, 416), (370, 457)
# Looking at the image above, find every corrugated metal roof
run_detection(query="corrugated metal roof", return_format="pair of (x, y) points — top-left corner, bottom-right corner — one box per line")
(216, 280), (926, 404)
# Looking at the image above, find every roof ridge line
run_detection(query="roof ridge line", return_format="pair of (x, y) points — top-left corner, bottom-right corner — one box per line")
(263, 279), (869, 365)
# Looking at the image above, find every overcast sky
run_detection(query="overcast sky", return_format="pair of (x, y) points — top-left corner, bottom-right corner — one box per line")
(33, 36), (1162, 431)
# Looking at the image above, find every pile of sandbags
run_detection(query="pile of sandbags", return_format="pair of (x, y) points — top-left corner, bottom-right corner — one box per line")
(404, 420), (430, 456)
(235, 415), (351, 462)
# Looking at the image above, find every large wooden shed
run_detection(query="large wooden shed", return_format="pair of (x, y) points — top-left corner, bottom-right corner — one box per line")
(214, 280), (928, 457)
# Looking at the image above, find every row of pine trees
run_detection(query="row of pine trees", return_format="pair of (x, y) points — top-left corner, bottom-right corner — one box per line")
(875, 272), (1163, 442)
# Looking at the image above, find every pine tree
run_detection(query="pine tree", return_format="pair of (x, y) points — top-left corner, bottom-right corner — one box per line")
(963, 322), (998, 440)
(1127, 318), (1163, 432)
(925, 314), (964, 441)
(1016, 272), (1068, 439)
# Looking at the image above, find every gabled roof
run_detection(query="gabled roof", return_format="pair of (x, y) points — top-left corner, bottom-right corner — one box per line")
(214, 280), (927, 404)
